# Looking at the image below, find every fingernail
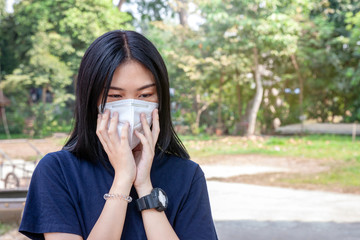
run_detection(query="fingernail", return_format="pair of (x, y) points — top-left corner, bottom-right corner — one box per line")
(141, 113), (145, 118)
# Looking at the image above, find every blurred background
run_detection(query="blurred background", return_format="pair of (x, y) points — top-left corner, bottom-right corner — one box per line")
(0, 0), (360, 239)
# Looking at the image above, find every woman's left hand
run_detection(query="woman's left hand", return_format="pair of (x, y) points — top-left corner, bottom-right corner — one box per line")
(133, 109), (160, 196)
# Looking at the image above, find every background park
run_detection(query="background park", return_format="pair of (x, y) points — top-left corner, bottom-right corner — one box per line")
(0, 0), (360, 239)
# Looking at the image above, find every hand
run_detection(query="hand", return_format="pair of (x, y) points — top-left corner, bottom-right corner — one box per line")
(133, 109), (160, 196)
(96, 110), (136, 186)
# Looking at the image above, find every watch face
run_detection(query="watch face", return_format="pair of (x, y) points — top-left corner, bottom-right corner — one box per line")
(158, 190), (167, 207)
(153, 188), (168, 211)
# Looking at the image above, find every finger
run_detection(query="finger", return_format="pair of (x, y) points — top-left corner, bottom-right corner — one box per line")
(108, 111), (120, 143)
(99, 109), (110, 131)
(140, 112), (153, 146)
(120, 122), (131, 150)
(134, 130), (151, 153)
(96, 114), (111, 154)
(151, 109), (160, 148)
(98, 110), (112, 150)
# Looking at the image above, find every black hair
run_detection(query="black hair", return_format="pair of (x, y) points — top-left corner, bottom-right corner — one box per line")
(64, 30), (189, 164)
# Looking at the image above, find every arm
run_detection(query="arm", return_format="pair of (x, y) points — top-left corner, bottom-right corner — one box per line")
(133, 110), (179, 240)
(87, 110), (135, 240)
(45, 111), (135, 240)
(44, 176), (132, 240)
(44, 233), (83, 240)
(173, 167), (218, 240)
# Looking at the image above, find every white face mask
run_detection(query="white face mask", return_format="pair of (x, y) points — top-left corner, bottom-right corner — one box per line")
(99, 99), (159, 149)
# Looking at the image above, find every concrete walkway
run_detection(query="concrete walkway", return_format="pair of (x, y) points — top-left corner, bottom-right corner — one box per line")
(208, 181), (360, 240)
(276, 123), (360, 135)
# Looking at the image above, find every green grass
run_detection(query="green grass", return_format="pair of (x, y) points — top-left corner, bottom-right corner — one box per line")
(0, 133), (30, 139)
(0, 223), (14, 235)
(180, 134), (360, 189)
(282, 162), (360, 189)
(181, 134), (360, 162)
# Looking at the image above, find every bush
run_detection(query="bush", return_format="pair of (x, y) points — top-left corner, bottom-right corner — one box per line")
(0, 109), (26, 134)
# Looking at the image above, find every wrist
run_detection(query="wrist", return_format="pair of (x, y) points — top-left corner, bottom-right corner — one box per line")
(111, 175), (133, 194)
(135, 181), (153, 198)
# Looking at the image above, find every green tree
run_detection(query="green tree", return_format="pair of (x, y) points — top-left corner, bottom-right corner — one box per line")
(1, 0), (132, 136)
(197, 0), (305, 135)
(124, 0), (360, 135)
(294, 0), (360, 123)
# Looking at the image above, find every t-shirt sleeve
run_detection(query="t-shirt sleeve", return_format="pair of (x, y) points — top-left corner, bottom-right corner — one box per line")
(174, 165), (218, 240)
(19, 153), (82, 240)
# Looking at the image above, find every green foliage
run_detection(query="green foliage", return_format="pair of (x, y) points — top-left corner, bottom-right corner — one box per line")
(0, 109), (26, 134)
(1, 0), (360, 137)
(147, 0), (309, 134)
(1, 0), (132, 137)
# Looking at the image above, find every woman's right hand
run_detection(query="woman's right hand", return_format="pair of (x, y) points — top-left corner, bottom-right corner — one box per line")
(96, 110), (136, 186)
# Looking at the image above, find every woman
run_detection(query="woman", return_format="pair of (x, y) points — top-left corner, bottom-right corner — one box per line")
(19, 30), (218, 240)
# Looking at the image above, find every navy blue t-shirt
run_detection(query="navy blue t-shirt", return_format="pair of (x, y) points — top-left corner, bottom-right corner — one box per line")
(19, 150), (218, 239)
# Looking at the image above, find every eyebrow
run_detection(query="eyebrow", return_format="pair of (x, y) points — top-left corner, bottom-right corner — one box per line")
(109, 83), (156, 91)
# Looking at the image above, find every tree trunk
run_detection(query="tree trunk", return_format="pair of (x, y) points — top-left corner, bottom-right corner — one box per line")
(0, 72), (11, 138)
(216, 73), (224, 136)
(1, 106), (11, 139)
(42, 85), (48, 104)
(178, 0), (188, 26)
(236, 84), (243, 120)
(195, 98), (210, 130)
(193, 90), (199, 118)
(117, 0), (126, 12)
(291, 54), (304, 132)
(246, 47), (263, 136)
(234, 84), (244, 135)
(192, 92), (212, 134)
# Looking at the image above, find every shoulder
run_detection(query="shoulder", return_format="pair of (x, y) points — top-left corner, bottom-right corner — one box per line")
(34, 150), (82, 175)
(152, 153), (205, 193)
(156, 153), (203, 177)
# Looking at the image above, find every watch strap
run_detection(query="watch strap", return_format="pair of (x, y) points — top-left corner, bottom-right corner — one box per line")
(136, 193), (157, 211)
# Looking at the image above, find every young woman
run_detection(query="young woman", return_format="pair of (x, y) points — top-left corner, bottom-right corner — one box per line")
(19, 30), (218, 240)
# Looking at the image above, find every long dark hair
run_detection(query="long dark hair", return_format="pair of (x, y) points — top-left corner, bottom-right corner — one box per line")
(64, 30), (189, 164)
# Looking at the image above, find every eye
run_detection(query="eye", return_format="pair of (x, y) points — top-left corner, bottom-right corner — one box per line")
(139, 93), (152, 98)
(108, 94), (122, 98)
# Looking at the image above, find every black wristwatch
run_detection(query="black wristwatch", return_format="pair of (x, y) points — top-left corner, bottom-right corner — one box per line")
(136, 188), (168, 212)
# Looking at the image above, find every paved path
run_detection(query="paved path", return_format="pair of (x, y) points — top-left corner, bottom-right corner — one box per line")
(207, 181), (360, 240)
(276, 123), (360, 135)
(201, 165), (290, 178)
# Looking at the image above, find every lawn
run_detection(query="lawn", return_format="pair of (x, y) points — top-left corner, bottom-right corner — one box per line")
(181, 134), (360, 190)
(181, 134), (360, 161)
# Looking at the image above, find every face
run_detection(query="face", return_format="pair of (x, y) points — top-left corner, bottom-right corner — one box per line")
(99, 60), (158, 106)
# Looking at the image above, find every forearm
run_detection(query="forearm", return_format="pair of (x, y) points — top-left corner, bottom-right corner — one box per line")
(142, 210), (179, 240)
(137, 184), (179, 240)
(87, 177), (132, 240)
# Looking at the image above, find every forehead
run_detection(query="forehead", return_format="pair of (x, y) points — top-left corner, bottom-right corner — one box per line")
(111, 60), (155, 89)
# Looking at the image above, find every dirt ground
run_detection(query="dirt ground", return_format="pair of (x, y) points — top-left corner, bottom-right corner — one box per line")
(0, 137), (356, 194)
(193, 154), (360, 194)
(0, 137), (65, 161)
